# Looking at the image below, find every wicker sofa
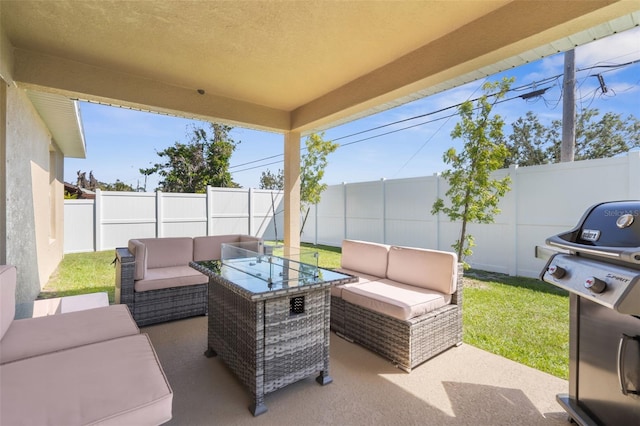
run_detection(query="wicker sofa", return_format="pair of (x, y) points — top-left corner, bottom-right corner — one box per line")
(0, 265), (173, 425)
(115, 234), (262, 326)
(330, 239), (463, 372)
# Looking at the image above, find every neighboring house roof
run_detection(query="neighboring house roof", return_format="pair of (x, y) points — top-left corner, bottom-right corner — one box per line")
(63, 182), (95, 199)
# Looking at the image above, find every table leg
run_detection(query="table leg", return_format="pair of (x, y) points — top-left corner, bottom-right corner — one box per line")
(250, 400), (268, 416)
(316, 371), (333, 385)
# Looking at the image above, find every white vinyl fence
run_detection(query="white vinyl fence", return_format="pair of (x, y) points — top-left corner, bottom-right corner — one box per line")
(64, 187), (284, 254)
(65, 152), (640, 278)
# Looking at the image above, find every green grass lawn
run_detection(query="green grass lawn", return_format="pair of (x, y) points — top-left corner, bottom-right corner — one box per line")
(43, 244), (569, 379)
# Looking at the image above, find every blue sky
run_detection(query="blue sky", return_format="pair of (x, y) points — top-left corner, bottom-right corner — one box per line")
(66, 27), (640, 190)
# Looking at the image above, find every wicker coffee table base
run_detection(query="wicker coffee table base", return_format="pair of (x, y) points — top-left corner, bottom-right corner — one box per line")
(204, 272), (333, 416)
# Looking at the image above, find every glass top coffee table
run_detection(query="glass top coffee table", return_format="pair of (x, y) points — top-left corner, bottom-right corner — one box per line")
(190, 243), (356, 416)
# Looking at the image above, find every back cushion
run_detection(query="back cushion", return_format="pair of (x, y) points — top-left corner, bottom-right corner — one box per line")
(139, 238), (194, 269)
(193, 235), (242, 261)
(128, 240), (146, 280)
(387, 246), (458, 294)
(340, 240), (390, 278)
(1, 265), (17, 340)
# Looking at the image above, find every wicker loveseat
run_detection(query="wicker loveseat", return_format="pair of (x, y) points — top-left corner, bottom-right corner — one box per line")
(115, 235), (262, 326)
(330, 239), (463, 372)
(0, 265), (173, 425)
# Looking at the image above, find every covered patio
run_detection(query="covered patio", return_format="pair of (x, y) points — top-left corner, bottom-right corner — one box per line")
(146, 315), (567, 425)
(2, 1), (639, 424)
(3, 1), (639, 283)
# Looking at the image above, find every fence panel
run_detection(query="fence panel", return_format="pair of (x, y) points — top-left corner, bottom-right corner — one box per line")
(161, 193), (207, 238)
(345, 180), (384, 243)
(64, 152), (639, 277)
(63, 200), (95, 253)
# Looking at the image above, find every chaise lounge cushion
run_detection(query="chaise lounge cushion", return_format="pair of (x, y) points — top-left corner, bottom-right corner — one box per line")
(386, 246), (458, 294)
(340, 240), (390, 278)
(0, 334), (173, 426)
(0, 305), (140, 365)
(0, 265), (16, 341)
(341, 279), (450, 321)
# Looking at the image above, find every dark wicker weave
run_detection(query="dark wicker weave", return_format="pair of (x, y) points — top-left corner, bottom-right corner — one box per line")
(331, 263), (463, 372)
(192, 261), (350, 416)
(115, 248), (207, 327)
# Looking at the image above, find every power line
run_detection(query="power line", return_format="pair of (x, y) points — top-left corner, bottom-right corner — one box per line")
(230, 59), (639, 175)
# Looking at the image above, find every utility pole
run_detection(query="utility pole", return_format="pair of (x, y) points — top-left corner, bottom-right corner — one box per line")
(561, 49), (576, 162)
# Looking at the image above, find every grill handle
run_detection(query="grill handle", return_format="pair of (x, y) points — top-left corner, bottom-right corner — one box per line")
(617, 333), (640, 396)
(546, 235), (640, 264)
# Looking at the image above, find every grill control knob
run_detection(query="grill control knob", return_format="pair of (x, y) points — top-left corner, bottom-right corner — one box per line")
(548, 265), (566, 279)
(584, 277), (607, 294)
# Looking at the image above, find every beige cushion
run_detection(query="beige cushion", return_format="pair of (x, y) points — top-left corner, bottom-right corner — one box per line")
(128, 239), (147, 280)
(0, 334), (173, 426)
(193, 235), (261, 261)
(340, 240), (390, 278)
(342, 279), (450, 321)
(138, 237), (194, 269)
(0, 265), (16, 341)
(0, 305), (139, 364)
(386, 246), (458, 294)
(134, 266), (208, 292)
(331, 268), (378, 298)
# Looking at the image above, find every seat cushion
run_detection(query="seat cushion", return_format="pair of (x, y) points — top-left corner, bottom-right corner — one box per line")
(134, 266), (208, 292)
(331, 268), (379, 298)
(0, 305), (139, 365)
(340, 240), (390, 278)
(386, 246), (458, 294)
(0, 334), (172, 426)
(342, 279), (450, 321)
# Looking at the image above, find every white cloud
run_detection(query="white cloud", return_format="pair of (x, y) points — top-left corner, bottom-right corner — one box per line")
(576, 26), (640, 68)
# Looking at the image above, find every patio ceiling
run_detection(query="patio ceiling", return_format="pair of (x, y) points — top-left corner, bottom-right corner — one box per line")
(2, 0), (639, 140)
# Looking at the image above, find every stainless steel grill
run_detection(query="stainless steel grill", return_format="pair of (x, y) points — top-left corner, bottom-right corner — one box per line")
(539, 201), (640, 426)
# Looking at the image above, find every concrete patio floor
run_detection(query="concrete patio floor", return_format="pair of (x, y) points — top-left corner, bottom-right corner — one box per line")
(143, 316), (569, 425)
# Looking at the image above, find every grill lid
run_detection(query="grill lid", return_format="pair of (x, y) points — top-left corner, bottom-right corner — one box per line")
(546, 201), (640, 266)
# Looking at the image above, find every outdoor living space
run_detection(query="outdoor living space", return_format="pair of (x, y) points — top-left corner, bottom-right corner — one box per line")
(144, 315), (568, 425)
(3, 2), (640, 425)
(31, 247), (570, 424)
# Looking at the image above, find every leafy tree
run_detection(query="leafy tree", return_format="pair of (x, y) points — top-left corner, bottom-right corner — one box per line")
(149, 123), (239, 193)
(138, 166), (156, 192)
(432, 78), (513, 267)
(73, 170), (135, 192)
(101, 180), (135, 192)
(259, 169), (284, 190)
(505, 108), (640, 166)
(300, 133), (338, 236)
(504, 112), (551, 167)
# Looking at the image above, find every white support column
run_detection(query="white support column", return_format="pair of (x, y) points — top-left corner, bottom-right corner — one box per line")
(284, 131), (301, 249)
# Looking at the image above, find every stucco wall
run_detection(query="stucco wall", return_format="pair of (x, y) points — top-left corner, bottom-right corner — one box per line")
(5, 83), (64, 303)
